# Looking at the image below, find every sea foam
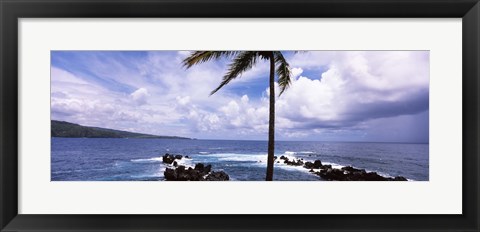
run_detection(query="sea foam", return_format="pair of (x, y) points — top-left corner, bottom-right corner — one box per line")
(130, 157), (163, 163)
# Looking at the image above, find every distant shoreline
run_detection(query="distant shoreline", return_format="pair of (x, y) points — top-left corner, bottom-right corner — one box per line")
(51, 136), (192, 139)
(51, 120), (427, 144)
(51, 120), (191, 140)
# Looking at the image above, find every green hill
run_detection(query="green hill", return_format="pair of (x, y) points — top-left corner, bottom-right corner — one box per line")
(51, 120), (190, 139)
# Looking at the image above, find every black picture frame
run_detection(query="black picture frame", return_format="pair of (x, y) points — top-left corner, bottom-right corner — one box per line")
(1, 0), (479, 231)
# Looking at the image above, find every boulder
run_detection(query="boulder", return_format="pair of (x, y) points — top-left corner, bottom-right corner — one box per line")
(321, 164), (332, 169)
(304, 161), (314, 169)
(317, 167), (367, 181)
(176, 169), (191, 181)
(186, 169), (204, 181)
(194, 163), (205, 173)
(204, 164), (212, 173)
(164, 162), (228, 181)
(341, 166), (364, 173)
(164, 165), (203, 181)
(313, 160), (323, 169)
(304, 159), (409, 181)
(176, 165), (186, 172)
(205, 171), (230, 181)
(362, 172), (388, 181)
(162, 153), (185, 164)
(313, 164), (407, 181)
(173, 161), (178, 167)
(162, 154), (176, 164)
(285, 159), (303, 166)
(318, 168), (347, 181)
(193, 163), (211, 175)
(164, 168), (177, 180)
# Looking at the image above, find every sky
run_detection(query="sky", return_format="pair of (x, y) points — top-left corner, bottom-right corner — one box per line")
(51, 51), (429, 143)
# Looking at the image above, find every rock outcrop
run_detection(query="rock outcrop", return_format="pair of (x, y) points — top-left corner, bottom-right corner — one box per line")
(279, 155), (408, 181)
(279, 156), (304, 166)
(304, 160), (323, 169)
(162, 153), (182, 164)
(164, 163), (229, 181)
(315, 165), (407, 181)
(205, 171), (230, 181)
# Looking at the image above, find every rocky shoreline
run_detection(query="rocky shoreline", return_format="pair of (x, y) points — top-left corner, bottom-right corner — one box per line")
(162, 153), (229, 181)
(161, 153), (407, 181)
(277, 155), (407, 181)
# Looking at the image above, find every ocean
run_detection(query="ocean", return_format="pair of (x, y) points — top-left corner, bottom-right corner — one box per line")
(51, 138), (429, 181)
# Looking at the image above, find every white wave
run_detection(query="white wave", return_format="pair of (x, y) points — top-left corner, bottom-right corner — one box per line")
(197, 152), (405, 180)
(175, 157), (194, 167)
(278, 152), (300, 162)
(199, 152), (209, 154)
(201, 151), (411, 181)
(130, 157), (163, 163)
(273, 154), (312, 173)
(298, 151), (315, 154)
(202, 152), (307, 165)
(365, 170), (413, 181)
(130, 156), (193, 167)
(52, 168), (107, 174)
(204, 153), (268, 162)
(274, 162), (310, 173)
(321, 162), (344, 170)
(52, 170), (76, 174)
(282, 150), (313, 155)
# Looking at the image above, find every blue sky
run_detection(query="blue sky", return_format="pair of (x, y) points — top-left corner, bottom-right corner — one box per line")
(51, 51), (429, 143)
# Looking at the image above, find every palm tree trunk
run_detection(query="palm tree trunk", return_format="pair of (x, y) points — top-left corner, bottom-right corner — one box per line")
(266, 53), (275, 181)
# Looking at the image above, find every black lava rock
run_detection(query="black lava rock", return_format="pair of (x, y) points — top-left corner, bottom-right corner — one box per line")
(162, 154), (176, 164)
(205, 171), (230, 181)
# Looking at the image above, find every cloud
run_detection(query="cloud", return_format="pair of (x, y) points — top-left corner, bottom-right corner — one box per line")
(50, 51), (429, 142)
(276, 51), (429, 133)
(176, 96), (191, 105)
(130, 88), (149, 105)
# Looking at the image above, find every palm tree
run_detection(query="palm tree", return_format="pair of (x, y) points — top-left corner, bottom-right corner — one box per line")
(182, 51), (292, 181)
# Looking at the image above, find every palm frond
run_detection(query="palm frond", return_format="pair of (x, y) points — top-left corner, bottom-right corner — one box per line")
(210, 51), (259, 95)
(274, 51), (292, 96)
(182, 51), (238, 69)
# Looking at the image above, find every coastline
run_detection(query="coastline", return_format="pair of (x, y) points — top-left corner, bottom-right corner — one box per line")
(51, 138), (428, 181)
(160, 153), (408, 181)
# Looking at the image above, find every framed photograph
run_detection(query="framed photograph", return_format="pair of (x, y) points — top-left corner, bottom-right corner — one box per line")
(1, 0), (479, 231)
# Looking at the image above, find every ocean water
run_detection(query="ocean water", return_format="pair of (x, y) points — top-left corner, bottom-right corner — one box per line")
(51, 138), (429, 181)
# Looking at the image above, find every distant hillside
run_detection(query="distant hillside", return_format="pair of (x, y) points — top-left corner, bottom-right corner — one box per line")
(51, 120), (190, 139)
